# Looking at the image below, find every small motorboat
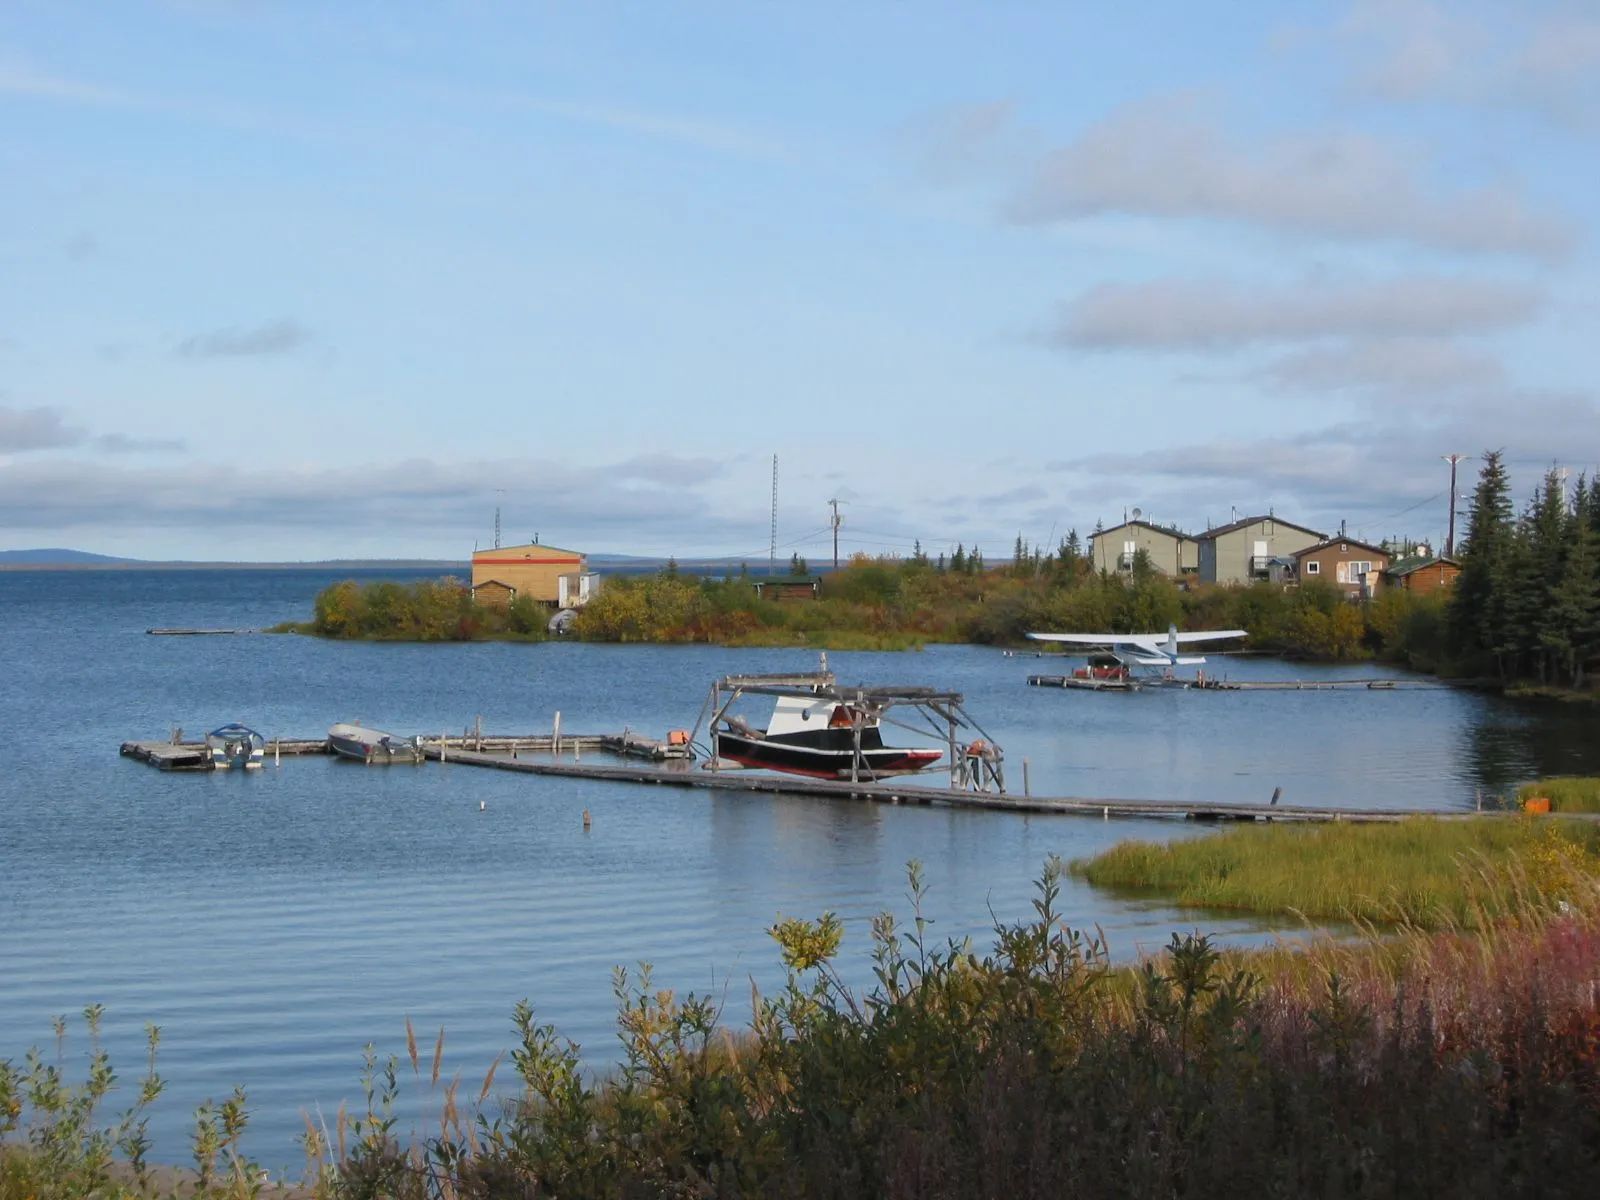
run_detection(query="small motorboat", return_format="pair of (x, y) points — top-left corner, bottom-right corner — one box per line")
(328, 722), (424, 764)
(714, 693), (943, 780)
(206, 723), (265, 770)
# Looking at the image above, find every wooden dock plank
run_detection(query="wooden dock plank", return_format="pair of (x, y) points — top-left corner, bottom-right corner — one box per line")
(424, 747), (1471, 823)
(121, 730), (1537, 824)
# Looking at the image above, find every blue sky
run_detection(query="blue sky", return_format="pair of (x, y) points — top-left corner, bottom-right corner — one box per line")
(2, 0), (1596, 561)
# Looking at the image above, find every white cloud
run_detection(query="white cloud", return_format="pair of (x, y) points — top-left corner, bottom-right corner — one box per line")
(0, 405), (82, 452)
(0, 454), (743, 547)
(1332, 1), (1600, 121)
(1007, 99), (1575, 260)
(1259, 337), (1505, 393)
(1045, 385), (1600, 538)
(175, 319), (314, 358)
(0, 404), (187, 455)
(1048, 275), (1540, 351)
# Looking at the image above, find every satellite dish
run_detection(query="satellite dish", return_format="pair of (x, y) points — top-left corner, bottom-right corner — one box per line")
(1131, 507), (1142, 521)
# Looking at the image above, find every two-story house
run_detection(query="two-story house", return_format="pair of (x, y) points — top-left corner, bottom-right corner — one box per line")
(1196, 515), (1324, 585)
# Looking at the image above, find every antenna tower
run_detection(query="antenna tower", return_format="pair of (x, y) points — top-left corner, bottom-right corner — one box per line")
(769, 454), (778, 576)
(494, 505), (501, 550)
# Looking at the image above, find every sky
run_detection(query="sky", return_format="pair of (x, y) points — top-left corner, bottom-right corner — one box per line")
(2, 0), (1597, 562)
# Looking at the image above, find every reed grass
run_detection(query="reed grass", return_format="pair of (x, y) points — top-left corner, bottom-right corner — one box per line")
(8, 854), (1600, 1198)
(1517, 775), (1600, 813)
(1072, 816), (1600, 928)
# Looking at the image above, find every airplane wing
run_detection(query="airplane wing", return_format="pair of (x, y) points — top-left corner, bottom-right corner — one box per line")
(1169, 629), (1248, 644)
(1025, 632), (1161, 650)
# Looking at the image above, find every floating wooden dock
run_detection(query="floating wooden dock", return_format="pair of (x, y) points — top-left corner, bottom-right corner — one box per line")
(146, 628), (259, 635)
(420, 748), (1484, 823)
(119, 729), (1534, 823)
(119, 730), (688, 772)
(1028, 674), (1445, 692)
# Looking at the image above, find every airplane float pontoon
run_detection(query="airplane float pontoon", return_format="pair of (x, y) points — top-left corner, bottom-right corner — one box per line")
(1024, 624), (1247, 689)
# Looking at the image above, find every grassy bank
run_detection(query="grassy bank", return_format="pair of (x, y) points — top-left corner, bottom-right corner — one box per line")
(6, 859), (1600, 1198)
(1517, 776), (1600, 813)
(1073, 816), (1600, 928)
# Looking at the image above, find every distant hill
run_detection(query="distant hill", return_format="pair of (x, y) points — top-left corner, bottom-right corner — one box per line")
(0, 548), (138, 565)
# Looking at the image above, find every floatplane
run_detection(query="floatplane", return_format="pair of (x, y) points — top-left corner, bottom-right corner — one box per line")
(1023, 624), (1247, 690)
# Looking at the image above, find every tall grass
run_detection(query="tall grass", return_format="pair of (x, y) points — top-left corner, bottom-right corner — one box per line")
(1517, 775), (1600, 813)
(1072, 816), (1600, 928)
(8, 855), (1600, 1197)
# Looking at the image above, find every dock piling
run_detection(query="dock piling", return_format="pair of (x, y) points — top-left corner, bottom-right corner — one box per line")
(1023, 757), (1031, 797)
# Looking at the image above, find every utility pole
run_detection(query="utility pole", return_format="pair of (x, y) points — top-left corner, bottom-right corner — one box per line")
(828, 498), (843, 570)
(769, 455), (778, 576)
(1441, 454), (1466, 557)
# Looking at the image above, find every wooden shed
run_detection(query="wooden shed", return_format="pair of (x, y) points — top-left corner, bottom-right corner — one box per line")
(753, 575), (820, 602)
(471, 542), (586, 606)
(1387, 555), (1461, 596)
(470, 579), (518, 607)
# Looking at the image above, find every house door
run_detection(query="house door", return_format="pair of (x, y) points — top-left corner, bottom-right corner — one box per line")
(1252, 539), (1268, 574)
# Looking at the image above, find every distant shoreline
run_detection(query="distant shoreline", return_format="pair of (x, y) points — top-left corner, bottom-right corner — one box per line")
(0, 561), (470, 572)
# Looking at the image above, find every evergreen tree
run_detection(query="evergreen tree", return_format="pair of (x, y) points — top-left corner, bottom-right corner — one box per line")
(1449, 451), (1515, 676)
(911, 539), (928, 566)
(1553, 476), (1600, 686)
(1058, 530), (1083, 587)
(969, 546), (984, 574)
(1521, 469), (1570, 683)
(936, 551), (946, 573)
(951, 543), (966, 573)
(1131, 547), (1155, 585)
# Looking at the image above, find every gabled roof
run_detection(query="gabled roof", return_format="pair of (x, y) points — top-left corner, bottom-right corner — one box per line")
(1292, 535), (1389, 560)
(473, 542), (584, 559)
(471, 578), (517, 591)
(1386, 555), (1461, 577)
(1089, 519), (1195, 542)
(1199, 514), (1324, 540)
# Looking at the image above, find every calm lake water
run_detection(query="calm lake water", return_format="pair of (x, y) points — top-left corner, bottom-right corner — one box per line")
(2, 568), (1597, 1166)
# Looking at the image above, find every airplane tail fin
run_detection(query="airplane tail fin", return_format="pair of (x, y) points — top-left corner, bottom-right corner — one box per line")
(1167, 623), (1178, 658)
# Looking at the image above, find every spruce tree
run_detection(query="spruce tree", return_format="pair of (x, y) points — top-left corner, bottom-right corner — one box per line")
(1522, 469), (1570, 683)
(1554, 476), (1600, 686)
(951, 543), (966, 573)
(1449, 451), (1515, 676)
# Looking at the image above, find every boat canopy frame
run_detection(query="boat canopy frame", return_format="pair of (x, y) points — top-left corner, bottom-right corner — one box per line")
(684, 660), (1006, 793)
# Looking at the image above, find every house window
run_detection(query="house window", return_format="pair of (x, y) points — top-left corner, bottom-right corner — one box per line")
(1350, 560), (1372, 578)
(1305, 561), (1320, 575)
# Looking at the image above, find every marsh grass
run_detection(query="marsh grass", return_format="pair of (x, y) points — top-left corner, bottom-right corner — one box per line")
(1517, 775), (1600, 813)
(1072, 815), (1600, 928)
(9, 853), (1600, 1198)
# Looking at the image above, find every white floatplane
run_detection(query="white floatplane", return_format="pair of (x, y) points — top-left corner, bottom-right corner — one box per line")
(1024, 624), (1247, 688)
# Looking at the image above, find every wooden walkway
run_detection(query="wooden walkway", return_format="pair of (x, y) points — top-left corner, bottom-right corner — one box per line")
(1028, 674), (1446, 692)
(119, 731), (685, 772)
(121, 731), (1508, 823)
(424, 747), (1477, 823)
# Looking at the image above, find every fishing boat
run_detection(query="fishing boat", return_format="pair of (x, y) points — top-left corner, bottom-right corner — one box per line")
(715, 693), (944, 779)
(701, 657), (975, 782)
(327, 722), (424, 764)
(206, 723), (265, 769)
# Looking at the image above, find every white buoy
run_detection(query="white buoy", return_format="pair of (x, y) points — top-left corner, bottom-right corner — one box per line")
(582, 808), (592, 830)
(479, 800), (486, 812)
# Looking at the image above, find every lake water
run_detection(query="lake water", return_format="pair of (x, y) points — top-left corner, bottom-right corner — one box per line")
(2, 568), (1596, 1167)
